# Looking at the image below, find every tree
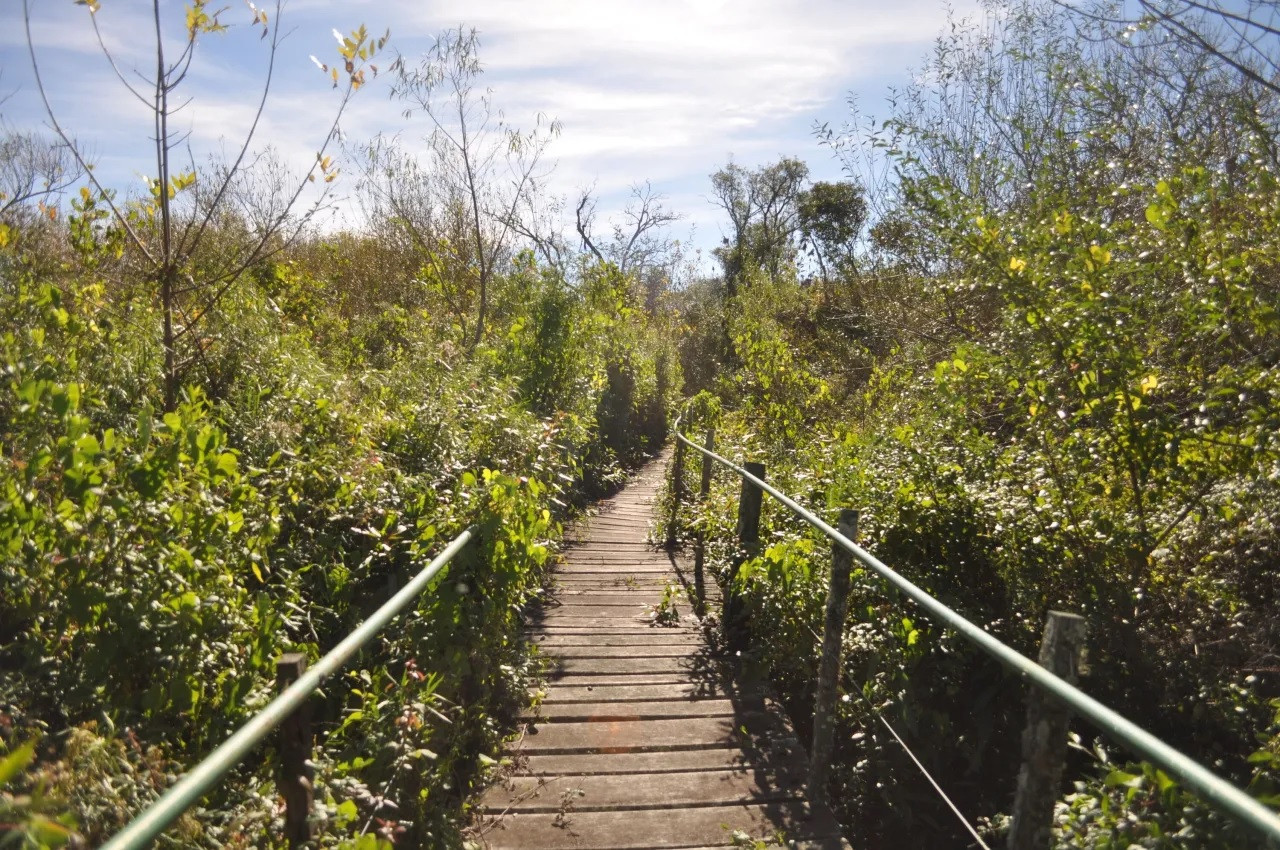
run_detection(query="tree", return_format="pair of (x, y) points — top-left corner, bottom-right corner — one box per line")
(575, 182), (682, 277)
(0, 128), (80, 221)
(355, 134), (479, 324)
(797, 180), (867, 284)
(388, 27), (558, 348)
(1059, 0), (1280, 98)
(709, 157), (809, 295)
(23, 0), (385, 408)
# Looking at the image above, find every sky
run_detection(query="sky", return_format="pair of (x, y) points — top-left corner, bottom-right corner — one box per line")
(0, 0), (981, 265)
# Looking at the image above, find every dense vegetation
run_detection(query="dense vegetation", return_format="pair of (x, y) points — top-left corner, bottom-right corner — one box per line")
(0, 9), (674, 847)
(665, 2), (1280, 847)
(4, 0), (1280, 847)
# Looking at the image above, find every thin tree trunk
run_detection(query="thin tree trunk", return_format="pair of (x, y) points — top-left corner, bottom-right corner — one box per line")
(153, 0), (178, 410)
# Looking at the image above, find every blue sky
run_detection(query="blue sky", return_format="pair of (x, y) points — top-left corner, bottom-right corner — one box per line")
(1, 0), (979, 263)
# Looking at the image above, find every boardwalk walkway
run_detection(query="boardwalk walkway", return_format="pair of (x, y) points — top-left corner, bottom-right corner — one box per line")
(477, 451), (848, 849)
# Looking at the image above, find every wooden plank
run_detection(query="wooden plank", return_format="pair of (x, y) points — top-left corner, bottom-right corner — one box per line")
(535, 634), (701, 647)
(560, 551), (675, 559)
(530, 628), (701, 638)
(543, 646), (693, 658)
(519, 748), (752, 777)
(545, 675), (710, 688)
(538, 682), (739, 703)
(527, 699), (737, 721)
(544, 657), (702, 676)
(518, 717), (741, 754)
(549, 600), (663, 610)
(530, 616), (659, 629)
(479, 767), (807, 813)
(550, 591), (678, 601)
(552, 575), (672, 583)
(555, 565), (674, 574)
(517, 714), (786, 754)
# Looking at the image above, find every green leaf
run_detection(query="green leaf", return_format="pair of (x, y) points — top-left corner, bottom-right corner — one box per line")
(1145, 201), (1172, 231)
(1104, 769), (1143, 788)
(335, 799), (358, 826)
(0, 740), (37, 787)
(216, 452), (238, 476)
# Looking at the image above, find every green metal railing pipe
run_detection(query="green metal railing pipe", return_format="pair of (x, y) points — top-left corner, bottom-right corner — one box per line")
(675, 428), (1280, 844)
(101, 526), (477, 850)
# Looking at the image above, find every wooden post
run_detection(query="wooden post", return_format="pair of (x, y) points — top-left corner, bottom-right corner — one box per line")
(277, 653), (314, 848)
(692, 426), (715, 616)
(666, 433), (686, 548)
(808, 509), (858, 808)
(1008, 611), (1088, 850)
(725, 461), (765, 652)
(736, 461), (765, 546)
(698, 427), (716, 500)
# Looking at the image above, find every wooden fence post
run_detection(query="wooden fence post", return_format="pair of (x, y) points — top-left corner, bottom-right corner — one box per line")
(698, 427), (716, 500)
(693, 426), (715, 615)
(666, 432), (686, 548)
(808, 509), (858, 808)
(1008, 611), (1088, 850)
(277, 653), (314, 848)
(725, 461), (765, 652)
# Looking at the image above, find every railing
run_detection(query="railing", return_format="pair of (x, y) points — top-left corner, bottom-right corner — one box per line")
(101, 527), (478, 850)
(667, 420), (1280, 848)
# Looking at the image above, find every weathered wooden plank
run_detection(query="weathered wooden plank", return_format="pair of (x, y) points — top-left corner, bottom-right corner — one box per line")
(519, 717), (741, 754)
(517, 713), (789, 754)
(543, 673), (702, 687)
(479, 767), (807, 813)
(550, 590), (678, 600)
(537, 682), (738, 703)
(544, 657), (704, 676)
(560, 550), (674, 559)
(543, 646), (693, 658)
(535, 635), (701, 647)
(527, 699), (737, 721)
(518, 747), (752, 777)
(530, 628), (701, 638)
(530, 616), (659, 629)
(556, 564), (678, 573)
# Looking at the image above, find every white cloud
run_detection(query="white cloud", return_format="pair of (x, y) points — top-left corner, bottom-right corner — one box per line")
(0, 0), (977, 258)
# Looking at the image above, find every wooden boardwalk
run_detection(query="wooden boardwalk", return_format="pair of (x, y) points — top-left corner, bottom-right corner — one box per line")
(476, 451), (848, 849)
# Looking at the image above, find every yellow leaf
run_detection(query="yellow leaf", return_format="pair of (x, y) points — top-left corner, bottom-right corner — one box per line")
(1089, 244), (1111, 266)
(251, 563), (264, 582)
(1139, 374), (1159, 395)
(1008, 257), (1027, 273)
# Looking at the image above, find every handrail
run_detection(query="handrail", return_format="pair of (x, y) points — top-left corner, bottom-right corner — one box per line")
(673, 426), (1280, 844)
(101, 526), (478, 850)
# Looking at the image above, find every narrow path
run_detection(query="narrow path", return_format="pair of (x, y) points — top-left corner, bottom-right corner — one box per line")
(476, 451), (848, 849)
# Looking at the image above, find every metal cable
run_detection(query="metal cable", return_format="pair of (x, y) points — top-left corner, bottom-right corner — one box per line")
(864, 699), (994, 850)
(675, 423), (1280, 845)
(803, 624), (992, 850)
